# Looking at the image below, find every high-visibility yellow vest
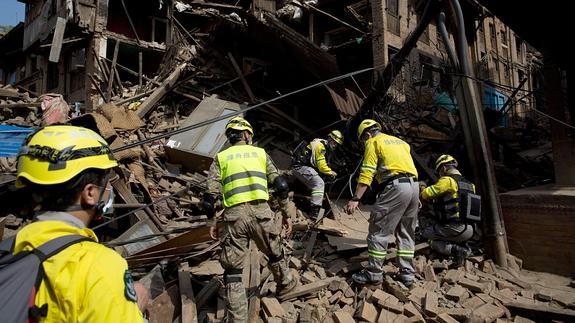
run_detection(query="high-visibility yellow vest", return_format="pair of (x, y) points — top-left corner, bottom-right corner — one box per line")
(218, 145), (269, 207)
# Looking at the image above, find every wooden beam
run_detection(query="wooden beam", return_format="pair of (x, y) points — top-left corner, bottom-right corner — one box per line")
(88, 74), (108, 102)
(138, 52), (143, 89)
(226, 52), (313, 134)
(248, 243), (260, 322)
(49, 17), (67, 63)
(112, 89), (155, 106)
(137, 63), (187, 118)
(119, 0), (140, 44)
(303, 209), (324, 265)
(505, 302), (575, 321)
(227, 53), (255, 102)
(102, 56), (161, 85)
(106, 39), (120, 101)
(178, 263), (198, 323)
(0, 102), (43, 109)
(278, 277), (339, 301)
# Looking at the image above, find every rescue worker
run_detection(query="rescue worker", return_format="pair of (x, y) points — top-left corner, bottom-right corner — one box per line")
(204, 116), (297, 323)
(11, 125), (148, 322)
(291, 130), (344, 218)
(420, 155), (476, 267)
(344, 119), (419, 287)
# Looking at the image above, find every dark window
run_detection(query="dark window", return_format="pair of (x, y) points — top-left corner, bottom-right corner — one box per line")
(388, 46), (399, 60)
(503, 63), (510, 84)
(489, 23), (496, 48)
(419, 54), (433, 84)
(515, 37), (523, 60)
(387, 0), (400, 35)
(501, 29), (507, 45)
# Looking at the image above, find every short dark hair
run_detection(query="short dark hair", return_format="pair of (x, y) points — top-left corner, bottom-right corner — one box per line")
(21, 168), (109, 211)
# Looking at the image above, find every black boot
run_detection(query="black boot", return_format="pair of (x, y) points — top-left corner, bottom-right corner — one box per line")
(451, 245), (471, 267)
(309, 205), (321, 220)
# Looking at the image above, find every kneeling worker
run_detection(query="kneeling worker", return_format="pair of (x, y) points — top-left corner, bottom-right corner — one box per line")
(420, 154), (481, 267)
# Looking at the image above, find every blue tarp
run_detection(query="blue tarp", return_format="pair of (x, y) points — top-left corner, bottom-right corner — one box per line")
(433, 91), (458, 112)
(483, 85), (508, 111)
(0, 125), (35, 157)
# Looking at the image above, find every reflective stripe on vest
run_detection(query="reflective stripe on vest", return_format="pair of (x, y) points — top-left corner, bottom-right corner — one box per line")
(218, 145), (269, 207)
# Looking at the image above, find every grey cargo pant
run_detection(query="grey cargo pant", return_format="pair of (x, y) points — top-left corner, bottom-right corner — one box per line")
(421, 222), (473, 255)
(366, 177), (419, 282)
(293, 165), (325, 207)
(219, 202), (291, 323)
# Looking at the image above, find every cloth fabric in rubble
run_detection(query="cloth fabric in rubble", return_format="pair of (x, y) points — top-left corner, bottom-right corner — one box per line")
(39, 93), (69, 125)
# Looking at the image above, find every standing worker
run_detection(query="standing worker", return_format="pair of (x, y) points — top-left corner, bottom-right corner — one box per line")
(344, 119), (419, 287)
(204, 117), (297, 323)
(420, 155), (480, 267)
(1, 125), (148, 322)
(291, 130), (344, 218)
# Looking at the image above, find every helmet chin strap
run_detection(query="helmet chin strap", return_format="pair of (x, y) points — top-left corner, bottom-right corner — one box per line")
(61, 174), (111, 219)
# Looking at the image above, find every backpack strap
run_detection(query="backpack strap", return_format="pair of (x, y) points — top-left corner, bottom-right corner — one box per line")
(0, 236), (16, 256)
(33, 235), (93, 262)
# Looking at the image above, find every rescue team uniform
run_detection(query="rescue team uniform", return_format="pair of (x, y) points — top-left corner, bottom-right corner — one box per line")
(13, 212), (143, 323)
(358, 132), (419, 283)
(420, 169), (475, 255)
(207, 144), (292, 323)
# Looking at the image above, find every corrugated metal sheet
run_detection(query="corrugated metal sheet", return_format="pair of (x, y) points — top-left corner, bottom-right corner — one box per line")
(0, 125), (35, 157)
(326, 86), (364, 119)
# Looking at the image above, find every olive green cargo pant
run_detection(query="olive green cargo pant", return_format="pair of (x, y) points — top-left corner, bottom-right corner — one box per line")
(219, 202), (291, 323)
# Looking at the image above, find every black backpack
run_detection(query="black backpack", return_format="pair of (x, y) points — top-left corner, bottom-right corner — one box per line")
(449, 175), (482, 223)
(0, 234), (90, 323)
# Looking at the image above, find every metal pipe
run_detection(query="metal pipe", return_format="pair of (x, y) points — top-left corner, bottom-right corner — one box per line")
(438, 12), (459, 69)
(449, 0), (508, 267)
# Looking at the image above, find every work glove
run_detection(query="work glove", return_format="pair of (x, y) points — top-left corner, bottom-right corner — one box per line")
(328, 171), (337, 179)
(419, 181), (427, 193)
(202, 193), (216, 219)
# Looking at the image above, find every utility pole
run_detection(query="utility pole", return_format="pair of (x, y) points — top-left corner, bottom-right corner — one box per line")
(449, 0), (508, 267)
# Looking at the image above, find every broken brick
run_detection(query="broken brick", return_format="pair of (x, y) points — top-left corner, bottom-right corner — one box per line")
(446, 284), (469, 302)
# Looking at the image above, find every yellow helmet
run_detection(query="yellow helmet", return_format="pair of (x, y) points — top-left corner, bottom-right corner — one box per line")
(226, 116), (253, 135)
(435, 154), (458, 172)
(328, 130), (344, 145)
(357, 119), (381, 139)
(16, 125), (118, 188)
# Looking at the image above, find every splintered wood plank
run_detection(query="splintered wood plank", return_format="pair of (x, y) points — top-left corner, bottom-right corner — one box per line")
(326, 198), (369, 251)
(278, 277), (339, 301)
(248, 243), (260, 322)
(178, 263), (198, 323)
(49, 17), (67, 62)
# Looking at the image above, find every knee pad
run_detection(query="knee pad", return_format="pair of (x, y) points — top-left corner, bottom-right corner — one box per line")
(224, 268), (243, 284)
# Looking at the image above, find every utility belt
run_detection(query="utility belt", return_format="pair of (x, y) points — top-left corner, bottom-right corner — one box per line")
(232, 199), (266, 207)
(374, 173), (417, 192)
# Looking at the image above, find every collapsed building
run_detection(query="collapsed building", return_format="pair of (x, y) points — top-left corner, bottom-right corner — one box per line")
(1, 0), (574, 322)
